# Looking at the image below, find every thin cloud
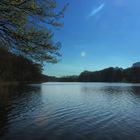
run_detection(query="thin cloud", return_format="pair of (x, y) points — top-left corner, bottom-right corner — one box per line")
(88, 3), (105, 18)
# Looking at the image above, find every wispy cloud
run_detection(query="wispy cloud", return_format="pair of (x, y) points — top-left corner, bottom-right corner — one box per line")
(88, 3), (105, 18)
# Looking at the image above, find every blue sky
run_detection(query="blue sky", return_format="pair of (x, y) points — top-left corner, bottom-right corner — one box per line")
(44, 0), (140, 77)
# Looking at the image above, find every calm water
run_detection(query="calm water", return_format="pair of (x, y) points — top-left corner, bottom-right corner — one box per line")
(0, 83), (140, 140)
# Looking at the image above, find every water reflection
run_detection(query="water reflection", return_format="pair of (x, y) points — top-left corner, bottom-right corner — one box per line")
(0, 84), (41, 137)
(81, 83), (140, 108)
(1, 83), (140, 140)
(81, 83), (140, 96)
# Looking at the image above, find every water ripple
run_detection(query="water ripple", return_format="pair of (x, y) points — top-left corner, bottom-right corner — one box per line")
(1, 83), (140, 140)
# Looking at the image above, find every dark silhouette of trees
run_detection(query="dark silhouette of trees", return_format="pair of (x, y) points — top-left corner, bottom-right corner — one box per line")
(0, 47), (42, 81)
(0, 0), (68, 82)
(78, 68), (123, 82)
(124, 67), (140, 83)
(0, 0), (67, 63)
(57, 76), (78, 82)
(54, 66), (140, 83)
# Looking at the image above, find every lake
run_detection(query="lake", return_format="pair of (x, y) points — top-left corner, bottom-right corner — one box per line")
(0, 82), (140, 140)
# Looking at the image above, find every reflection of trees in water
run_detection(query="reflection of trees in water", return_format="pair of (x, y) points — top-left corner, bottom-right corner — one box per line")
(81, 84), (140, 95)
(129, 86), (140, 101)
(0, 84), (41, 137)
(81, 85), (127, 94)
(81, 84), (140, 103)
(130, 86), (140, 94)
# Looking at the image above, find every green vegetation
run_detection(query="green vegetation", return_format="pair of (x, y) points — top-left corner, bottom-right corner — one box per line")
(54, 67), (140, 83)
(0, 0), (67, 63)
(0, 0), (66, 82)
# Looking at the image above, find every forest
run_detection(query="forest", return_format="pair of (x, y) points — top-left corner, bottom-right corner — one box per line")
(55, 67), (140, 83)
(0, 47), (42, 82)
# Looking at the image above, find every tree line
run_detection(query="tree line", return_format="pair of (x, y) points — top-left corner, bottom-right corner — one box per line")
(53, 67), (140, 83)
